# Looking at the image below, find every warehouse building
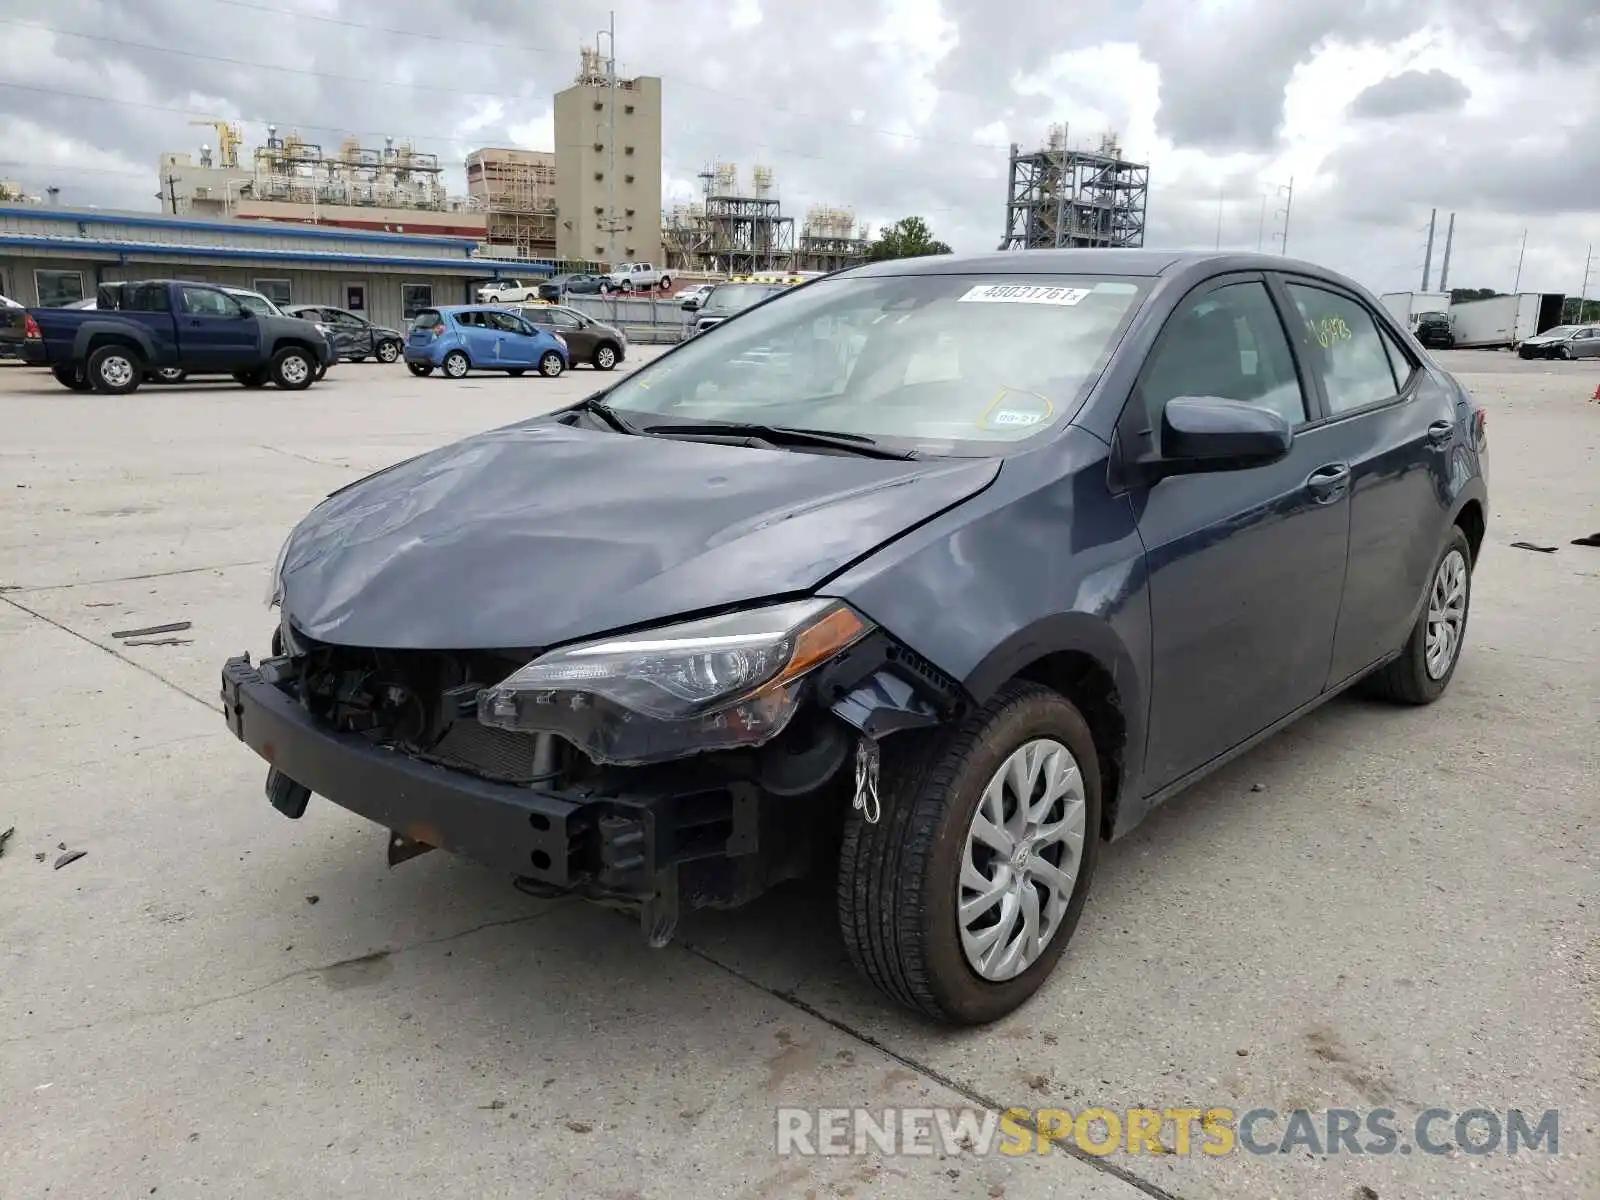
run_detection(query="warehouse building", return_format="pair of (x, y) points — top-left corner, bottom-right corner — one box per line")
(0, 204), (549, 328)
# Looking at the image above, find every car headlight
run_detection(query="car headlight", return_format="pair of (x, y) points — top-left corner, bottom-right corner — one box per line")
(477, 599), (873, 765)
(266, 532), (292, 608)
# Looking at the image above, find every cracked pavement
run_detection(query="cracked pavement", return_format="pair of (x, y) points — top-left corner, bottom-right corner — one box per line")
(0, 353), (1594, 1200)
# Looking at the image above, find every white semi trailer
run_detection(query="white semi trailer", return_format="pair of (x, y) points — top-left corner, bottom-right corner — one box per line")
(1447, 293), (1566, 350)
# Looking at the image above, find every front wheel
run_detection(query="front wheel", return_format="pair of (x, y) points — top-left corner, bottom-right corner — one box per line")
(270, 346), (316, 390)
(1361, 526), (1473, 704)
(376, 340), (401, 363)
(233, 367), (270, 388)
(87, 345), (142, 394)
(592, 343), (619, 370)
(837, 681), (1101, 1025)
(1557, 345), (1573, 360)
(658, 275), (672, 292)
(442, 350), (470, 378)
(406, 361), (432, 377)
(538, 350), (564, 377)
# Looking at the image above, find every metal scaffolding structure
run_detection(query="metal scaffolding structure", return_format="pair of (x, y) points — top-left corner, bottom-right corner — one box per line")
(662, 163), (797, 274)
(465, 148), (558, 259)
(999, 125), (1148, 250)
(238, 126), (454, 211)
(797, 205), (870, 272)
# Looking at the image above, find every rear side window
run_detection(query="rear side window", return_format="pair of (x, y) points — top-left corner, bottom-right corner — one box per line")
(1285, 283), (1399, 415)
(117, 283), (169, 312)
(410, 309), (441, 330)
(1378, 322), (1417, 388)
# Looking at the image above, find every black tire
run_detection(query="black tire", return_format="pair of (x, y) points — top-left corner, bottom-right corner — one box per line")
(538, 350), (564, 377)
(1557, 345), (1572, 360)
(406, 362), (432, 377)
(592, 342), (620, 370)
(507, 368), (526, 377)
(52, 363), (91, 391)
(376, 340), (401, 363)
(270, 346), (317, 390)
(442, 350), (470, 379)
(86, 344), (142, 394)
(837, 681), (1102, 1025)
(151, 366), (188, 384)
(233, 367), (270, 388)
(658, 275), (672, 292)
(1361, 525), (1473, 705)
(350, 355), (368, 364)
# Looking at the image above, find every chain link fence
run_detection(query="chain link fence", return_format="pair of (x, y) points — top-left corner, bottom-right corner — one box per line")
(558, 294), (697, 345)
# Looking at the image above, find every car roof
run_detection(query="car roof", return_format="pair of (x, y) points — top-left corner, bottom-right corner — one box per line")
(838, 248), (1352, 284)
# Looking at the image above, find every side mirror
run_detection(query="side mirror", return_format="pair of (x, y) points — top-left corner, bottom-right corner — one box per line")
(237, 307), (254, 319)
(1157, 396), (1292, 473)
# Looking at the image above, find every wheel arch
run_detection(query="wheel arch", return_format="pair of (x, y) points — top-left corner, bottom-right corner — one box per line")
(1452, 494), (1486, 566)
(963, 613), (1146, 841)
(269, 337), (321, 359)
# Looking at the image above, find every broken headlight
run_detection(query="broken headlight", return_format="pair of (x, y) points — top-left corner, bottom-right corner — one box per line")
(477, 599), (872, 765)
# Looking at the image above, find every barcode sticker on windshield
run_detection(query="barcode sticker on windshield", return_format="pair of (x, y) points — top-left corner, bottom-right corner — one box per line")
(958, 284), (1092, 306)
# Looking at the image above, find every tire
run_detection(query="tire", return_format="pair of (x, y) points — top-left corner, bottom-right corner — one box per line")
(406, 362), (432, 377)
(538, 350), (564, 377)
(592, 342), (619, 370)
(233, 367), (270, 388)
(618, 281), (633, 294)
(507, 368), (526, 377)
(658, 275), (672, 292)
(1361, 525), (1473, 705)
(1557, 345), (1572, 360)
(52, 363), (91, 391)
(442, 350), (470, 378)
(270, 346), (316, 390)
(376, 340), (401, 363)
(86, 344), (142, 394)
(350, 355), (368, 364)
(837, 681), (1102, 1025)
(152, 366), (188, 384)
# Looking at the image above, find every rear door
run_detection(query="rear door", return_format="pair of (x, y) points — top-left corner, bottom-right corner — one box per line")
(452, 310), (498, 363)
(177, 285), (259, 371)
(1123, 272), (1352, 789)
(1273, 274), (1458, 686)
(485, 310), (534, 365)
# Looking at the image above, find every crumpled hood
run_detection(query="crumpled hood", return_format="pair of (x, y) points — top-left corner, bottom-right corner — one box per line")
(279, 418), (999, 650)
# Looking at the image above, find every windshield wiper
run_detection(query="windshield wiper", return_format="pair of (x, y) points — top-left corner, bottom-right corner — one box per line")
(571, 396), (639, 435)
(641, 420), (918, 460)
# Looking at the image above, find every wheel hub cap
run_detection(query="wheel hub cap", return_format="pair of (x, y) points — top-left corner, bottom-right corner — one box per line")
(1424, 548), (1467, 680)
(957, 738), (1087, 982)
(103, 357), (133, 386)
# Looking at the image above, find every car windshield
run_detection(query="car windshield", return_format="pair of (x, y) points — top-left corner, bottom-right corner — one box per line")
(1540, 326), (1578, 338)
(701, 283), (789, 316)
(602, 273), (1149, 454)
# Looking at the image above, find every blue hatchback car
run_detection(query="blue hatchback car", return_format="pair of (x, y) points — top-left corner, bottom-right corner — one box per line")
(404, 304), (570, 379)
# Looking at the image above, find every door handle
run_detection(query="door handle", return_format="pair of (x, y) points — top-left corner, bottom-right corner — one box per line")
(1305, 463), (1351, 502)
(1427, 419), (1454, 445)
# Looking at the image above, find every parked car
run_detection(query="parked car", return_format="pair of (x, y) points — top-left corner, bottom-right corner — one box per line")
(1517, 324), (1600, 359)
(225, 250), (1488, 1025)
(603, 262), (671, 293)
(690, 280), (793, 334)
(537, 274), (607, 302)
(476, 278), (547, 304)
(7, 279), (334, 393)
(403, 304), (570, 378)
(677, 283), (718, 312)
(284, 304), (403, 364)
(514, 304), (626, 370)
(0, 293), (20, 360)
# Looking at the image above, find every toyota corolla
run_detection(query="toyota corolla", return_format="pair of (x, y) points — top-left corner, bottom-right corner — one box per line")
(222, 249), (1489, 1025)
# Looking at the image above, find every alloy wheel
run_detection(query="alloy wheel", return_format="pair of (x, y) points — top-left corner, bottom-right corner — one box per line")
(958, 738), (1088, 982)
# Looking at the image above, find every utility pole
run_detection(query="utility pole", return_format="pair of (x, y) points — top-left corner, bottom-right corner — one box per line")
(1580, 244), (1594, 324)
(596, 11), (619, 270)
(1214, 185), (1223, 250)
(1256, 193), (1268, 251)
(166, 174), (178, 215)
(1271, 177), (1294, 255)
(1421, 208), (1437, 291)
(1438, 212), (1455, 292)
(1512, 228), (1528, 293)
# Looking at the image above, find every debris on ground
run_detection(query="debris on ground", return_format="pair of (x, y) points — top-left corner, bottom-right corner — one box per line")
(1573, 533), (1600, 548)
(1509, 542), (1558, 553)
(110, 620), (192, 639)
(0, 826), (13, 859)
(305, 894), (320, 905)
(478, 1100), (506, 1111)
(54, 848), (87, 870)
(123, 637), (194, 647)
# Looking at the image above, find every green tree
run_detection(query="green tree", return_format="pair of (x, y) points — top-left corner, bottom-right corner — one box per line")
(866, 216), (952, 262)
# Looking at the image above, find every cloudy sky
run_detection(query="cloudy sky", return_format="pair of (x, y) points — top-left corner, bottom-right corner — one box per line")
(1, 0), (1596, 297)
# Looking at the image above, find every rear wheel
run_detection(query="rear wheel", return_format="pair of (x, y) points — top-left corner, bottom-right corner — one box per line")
(151, 366), (188, 384)
(376, 340), (401, 363)
(406, 362), (432, 377)
(1361, 526), (1473, 704)
(87, 345), (142, 394)
(270, 346), (316, 390)
(837, 681), (1101, 1025)
(658, 274), (673, 292)
(507, 368), (526, 377)
(593, 343), (619, 370)
(538, 350), (564, 377)
(233, 367), (270, 388)
(442, 350), (470, 378)
(51, 363), (91, 391)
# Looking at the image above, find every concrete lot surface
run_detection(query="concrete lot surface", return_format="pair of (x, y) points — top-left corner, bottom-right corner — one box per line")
(0, 348), (1595, 1200)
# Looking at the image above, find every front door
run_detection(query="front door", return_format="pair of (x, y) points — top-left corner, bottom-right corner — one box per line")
(324, 307), (372, 359)
(547, 308), (593, 361)
(1275, 276), (1460, 685)
(177, 285), (260, 371)
(1124, 273), (1352, 790)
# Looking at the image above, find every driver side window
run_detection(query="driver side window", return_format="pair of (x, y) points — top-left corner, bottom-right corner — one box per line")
(180, 286), (240, 318)
(1139, 280), (1307, 432)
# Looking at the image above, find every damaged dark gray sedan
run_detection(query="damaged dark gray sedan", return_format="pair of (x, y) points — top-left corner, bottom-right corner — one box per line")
(223, 249), (1489, 1025)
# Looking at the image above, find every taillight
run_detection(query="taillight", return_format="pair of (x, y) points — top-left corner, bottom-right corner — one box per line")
(23, 314), (41, 340)
(1471, 407), (1487, 447)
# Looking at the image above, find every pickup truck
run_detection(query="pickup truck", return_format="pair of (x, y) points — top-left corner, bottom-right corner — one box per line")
(475, 278), (547, 303)
(602, 262), (673, 293)
(5, 279), (336, 394)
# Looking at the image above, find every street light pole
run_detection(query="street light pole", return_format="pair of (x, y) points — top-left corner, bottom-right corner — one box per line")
(1512, 228), (1527, 293)
(1580, 244), (1593, 323)
(596, 11), (619, 270)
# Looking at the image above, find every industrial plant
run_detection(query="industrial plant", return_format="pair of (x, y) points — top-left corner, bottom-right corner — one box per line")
(661, 164), (869, 274)
(999, 125), (1149, 250)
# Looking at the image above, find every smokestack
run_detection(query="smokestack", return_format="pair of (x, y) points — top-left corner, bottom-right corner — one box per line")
(1421, 207), (1436, 291)
(1438, 212), (1455, 292)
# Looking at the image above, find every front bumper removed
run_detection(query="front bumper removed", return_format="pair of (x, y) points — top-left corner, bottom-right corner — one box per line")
(220, 653), (775, 944)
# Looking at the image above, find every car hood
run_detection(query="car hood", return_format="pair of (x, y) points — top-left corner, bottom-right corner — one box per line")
(1523, 333), (1565, 343)
(278, 419), (1000, 650)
